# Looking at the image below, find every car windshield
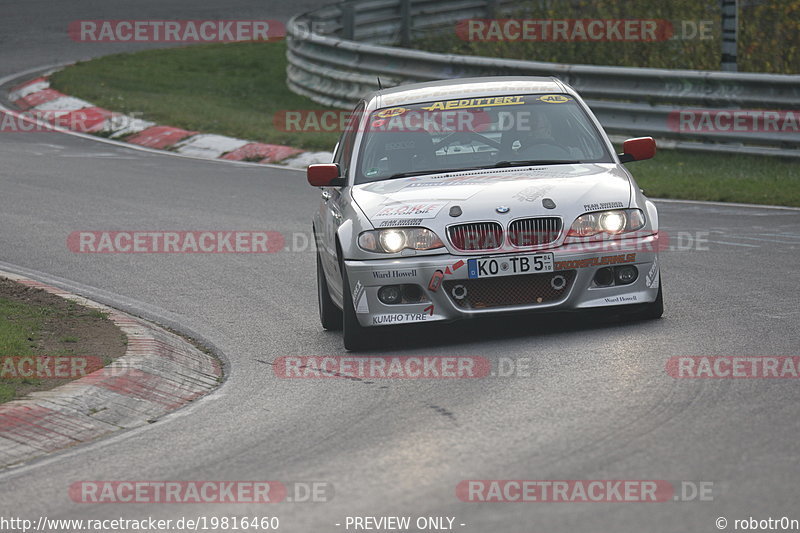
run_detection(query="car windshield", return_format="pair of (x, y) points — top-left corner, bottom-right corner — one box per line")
(354, 93), (613, 184)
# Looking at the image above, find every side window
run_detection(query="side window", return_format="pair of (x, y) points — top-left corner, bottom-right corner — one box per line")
(333, 101), (365, 179)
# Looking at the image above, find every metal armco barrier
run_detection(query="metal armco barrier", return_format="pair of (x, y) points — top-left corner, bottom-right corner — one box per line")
(286, 0), (800, 157)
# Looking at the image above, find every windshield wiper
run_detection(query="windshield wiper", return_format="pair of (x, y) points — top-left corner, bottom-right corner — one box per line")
(384, 160), (582, 180)
(493, 160), (582, 167)
(386, 166), (490, 180)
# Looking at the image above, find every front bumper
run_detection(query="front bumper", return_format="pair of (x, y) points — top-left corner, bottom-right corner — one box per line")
(344, 235), (661, 328)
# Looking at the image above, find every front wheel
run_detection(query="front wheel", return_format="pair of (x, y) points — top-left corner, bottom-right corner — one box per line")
(627, 277), (663, 320)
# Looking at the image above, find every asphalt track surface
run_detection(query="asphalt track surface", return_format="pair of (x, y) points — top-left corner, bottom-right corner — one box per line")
(1, 2), (800, 532)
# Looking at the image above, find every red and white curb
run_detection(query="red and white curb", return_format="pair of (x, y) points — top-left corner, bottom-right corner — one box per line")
(0, 271), (222, 469)
(6, 76), (332, 168)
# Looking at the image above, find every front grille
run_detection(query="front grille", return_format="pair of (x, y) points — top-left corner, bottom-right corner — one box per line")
(508, 217), (562, 247)
(443, 270), (576, 309)
(447, 222), (503, 251)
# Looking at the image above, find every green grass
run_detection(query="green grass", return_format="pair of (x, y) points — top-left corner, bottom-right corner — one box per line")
(628, 150), (800, 206)
(0, 290), (125, 403)
(0, 298), (47, 402)
(50, 42), (340, 151)
(48, 41), (799, 206)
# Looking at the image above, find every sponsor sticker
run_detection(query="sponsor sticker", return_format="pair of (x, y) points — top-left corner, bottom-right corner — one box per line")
(554, 253), (636, 270)
(377, 218), (424, 227)
(352, 280), (369, 314)
(421, 96), (525, 112)
(646, 257), (659, 288)
(603, 295), (638, 304)
(538, 95), (570, 104)
(375, 107), (408, 118)
(371, 269), (418, 279)
(583, 201), (625, 211)
(513, 185), (553, 202)
(373, 203), (446, 219)
(371, 312), (430, 325)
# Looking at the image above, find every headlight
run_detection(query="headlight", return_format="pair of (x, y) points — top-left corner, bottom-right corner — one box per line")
(358, 228), (444, 253)
(567, 209), (645, 238)
(599, 211), (626, 234)
(380, 230), (406, 253)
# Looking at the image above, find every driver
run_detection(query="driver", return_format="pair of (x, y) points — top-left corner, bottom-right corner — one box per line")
(508, 110), (572, 159)
(518, 111), (556, 150)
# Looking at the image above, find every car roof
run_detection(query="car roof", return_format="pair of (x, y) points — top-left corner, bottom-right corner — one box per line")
(369, 76), (571, 109)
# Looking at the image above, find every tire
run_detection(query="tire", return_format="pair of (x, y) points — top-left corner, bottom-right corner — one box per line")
(341, 266), (373, 351)
(627, 276), (663, 321)
(642, 281), (664, 319)
(317, 252), (342, 330)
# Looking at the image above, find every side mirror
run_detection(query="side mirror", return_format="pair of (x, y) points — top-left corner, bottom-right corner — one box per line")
(307, 163), (344, 187)
(619, 137), (656, 163)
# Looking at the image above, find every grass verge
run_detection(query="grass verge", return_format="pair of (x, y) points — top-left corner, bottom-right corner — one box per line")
(0, 278), (127, 403)
(625, 149), (800, 206)
(50, 41), (339, 151)
(48, 41), (800, 206)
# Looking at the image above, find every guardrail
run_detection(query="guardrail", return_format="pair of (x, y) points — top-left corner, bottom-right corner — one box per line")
(286, 0), (800, 157)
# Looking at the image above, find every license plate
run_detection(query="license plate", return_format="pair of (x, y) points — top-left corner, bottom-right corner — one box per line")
(468, 253), (554, 279)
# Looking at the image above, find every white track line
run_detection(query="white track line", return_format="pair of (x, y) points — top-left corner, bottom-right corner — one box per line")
(707, 240), (760, 248)
(653, 197), (800, 212)
(725, 235), (800, 245)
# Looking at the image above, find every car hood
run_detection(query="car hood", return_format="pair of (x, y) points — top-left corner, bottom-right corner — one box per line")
(352, 164), (633, 234)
